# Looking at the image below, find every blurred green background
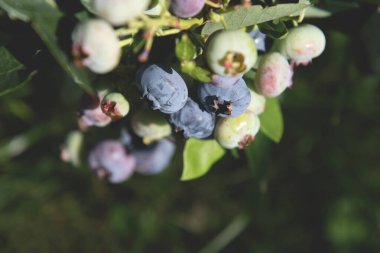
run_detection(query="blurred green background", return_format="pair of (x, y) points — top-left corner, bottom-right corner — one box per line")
(1, 3), (380, 253)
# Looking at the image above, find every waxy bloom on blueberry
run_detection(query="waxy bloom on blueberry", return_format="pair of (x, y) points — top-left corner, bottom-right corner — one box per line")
(206, 30), (257, 76)
(88, 140), (136, 183)
(169, 98), (215, 139)
(247, 89), (266, 115)
(198, 78), (251, 117)
(71, 19), (121, 74)
(101, 92), (130, 120)
(136, 64), (188, 114)
(255, 52), (293, 97)
(134, 139), (176, 175)
(91, 0), (151, 26)
(131, 109), (172, 144)
(170, 0), (205, 18)
(277, 24), (326, 65)
(215, 112), (260, 149)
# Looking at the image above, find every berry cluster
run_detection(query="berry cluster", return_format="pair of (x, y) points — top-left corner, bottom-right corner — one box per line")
(62, 0), (326, 183)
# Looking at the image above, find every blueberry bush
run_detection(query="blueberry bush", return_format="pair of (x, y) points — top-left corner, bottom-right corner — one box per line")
(1, 0), (380, 252)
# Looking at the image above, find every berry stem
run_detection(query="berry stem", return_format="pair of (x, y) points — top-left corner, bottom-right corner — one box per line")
(119, 38), (134, 48)
(205, 0), (224, 9)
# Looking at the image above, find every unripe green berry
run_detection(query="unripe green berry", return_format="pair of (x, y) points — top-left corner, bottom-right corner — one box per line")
(101, 93), (130, 120)
(60, 131), (83, 167)
(71, 19), (121, 74)
(247, 89), (266, 115)
(214, 112), (260, 149)
(92, 0), (151, 26)
(206, 30), (257, 77)
(277, 24), (326, 65)
(255, 52), (293, 97)
(131, 109), (172, 144)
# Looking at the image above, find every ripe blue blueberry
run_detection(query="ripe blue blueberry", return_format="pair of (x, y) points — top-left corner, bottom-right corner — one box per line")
(198, 78), (251, 117)
(133, 139), (176, 175)
(170, 0), (205, 18)
(211, 74), (242, 89)
(136, 64), (188, 114)
(88, 140), (136, 183)
(169, 98), (215, 139)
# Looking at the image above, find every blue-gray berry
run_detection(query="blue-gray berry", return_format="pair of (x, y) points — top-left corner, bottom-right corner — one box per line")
(198, 78), (251, 117)
(169, 98), (215, 139)
(136, 64), (188, 114)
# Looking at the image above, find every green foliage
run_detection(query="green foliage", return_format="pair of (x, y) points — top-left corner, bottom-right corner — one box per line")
(201, 1), (311, 35)
(0, 46), (36, 96)
(182, 138), (226, 180)
(259, 98), (284, 143)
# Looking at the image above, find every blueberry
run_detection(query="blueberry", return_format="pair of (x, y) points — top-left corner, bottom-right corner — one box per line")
(91, 0), (151, 26)
(101, 92), (130, 120)
(88, 140), (136, 183)
(133, 139), (176, 175)
(170, 0), (205, 18)
(206, 30), (257, 76)
(211, 74), (242, 89)
(255, 52), (293, 97)
(247, 89), (266, 115)
(71, 19), (121, 74)
(277, 24), (326, 65)
(198, 78), (251, 117)
(78, 90), (112, 130)
(131, 109), (172, 144)
(136, 64), (188, 114)
(169, 98), (215, 139)
(214, 112), (261, 149)
(249, 28), (266, 52)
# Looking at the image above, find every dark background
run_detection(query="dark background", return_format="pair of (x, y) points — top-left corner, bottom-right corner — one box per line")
(0, 3), (380, 253)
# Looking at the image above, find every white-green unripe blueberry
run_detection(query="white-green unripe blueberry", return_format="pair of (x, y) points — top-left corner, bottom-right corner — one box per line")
(131, 109), (172, 144)
(60, 131), (83, 167)
(255, 52), (293, 97)
(277, 24), (326, 65)
(206, 30), (257, 76)
(101, 93), (130, 120)
(71, 19), (121, 74)
(247, 89), (266, 115)
(214, 112), (260, 149)
(92, 0), (151, 26)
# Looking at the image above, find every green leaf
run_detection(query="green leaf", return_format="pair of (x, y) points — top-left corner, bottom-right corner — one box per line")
(0, 0), (94, 94)
(176, 34), (196, 61)
(0, 47), (36, 96)
(181, 61), (212, 83)
(80, 0), (95, 13)
(259, 98), (284, 143)
(201, 2), (311, 35)
(258, 21), (288, 39)
(182, 139), (226, 181)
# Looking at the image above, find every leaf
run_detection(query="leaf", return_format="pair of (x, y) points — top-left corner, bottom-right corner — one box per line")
(182, 139), (226, 181)
(258, 21), (288, 39)
(201, 2), (311, 36)
(80, 0), (95, 13)
(0, 0), (94, 94)
(0, 46), (36, 96)
(181, 61), (212, 83)
(259, 98), (284, 143)
(175, 34), (196, 61)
